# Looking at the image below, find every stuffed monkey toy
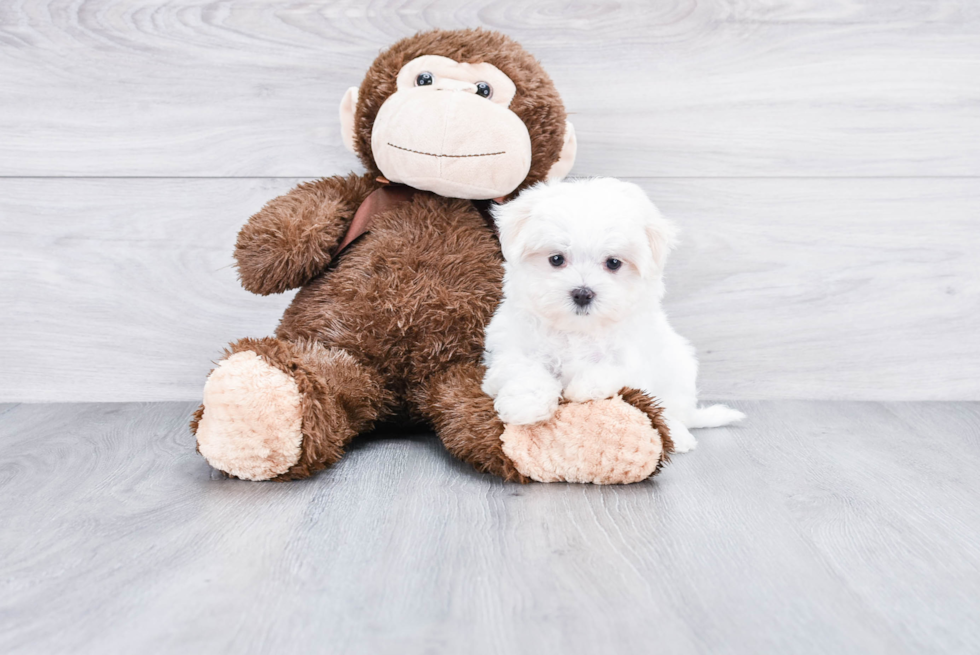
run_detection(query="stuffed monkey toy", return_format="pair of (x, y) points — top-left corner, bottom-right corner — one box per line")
(192, 28), (673, 483)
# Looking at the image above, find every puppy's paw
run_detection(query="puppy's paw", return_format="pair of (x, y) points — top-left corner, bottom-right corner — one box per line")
(494, 384), (560, 426)
(665, 417), (698, 453)
(563, 374), (622, 404)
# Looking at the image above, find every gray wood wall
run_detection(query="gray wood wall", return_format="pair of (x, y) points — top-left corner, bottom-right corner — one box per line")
(2, 0), (978, 402)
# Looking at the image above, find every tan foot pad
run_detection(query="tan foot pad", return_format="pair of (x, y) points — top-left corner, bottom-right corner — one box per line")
(197, 351), (304, 481)
(500, 396), (665, 484)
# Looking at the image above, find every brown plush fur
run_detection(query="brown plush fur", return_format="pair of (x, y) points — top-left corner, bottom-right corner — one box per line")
(236, 173), (382, 295)
(276, 193), (502, 405)
(420, 363), (528, 482)
(192, 29), (668, 483)
(193, 337), (390, 480)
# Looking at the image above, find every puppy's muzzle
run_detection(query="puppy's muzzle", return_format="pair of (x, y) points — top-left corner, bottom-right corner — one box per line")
(571, 286), (595, 307)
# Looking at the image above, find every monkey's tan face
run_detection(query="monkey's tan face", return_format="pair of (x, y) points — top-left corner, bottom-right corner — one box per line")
(351, 55), (534, 199)
(372, 55), (531, 199)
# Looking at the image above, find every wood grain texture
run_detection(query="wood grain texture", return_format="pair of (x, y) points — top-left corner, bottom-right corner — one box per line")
(1, 400), (978, 654)
(1, 0), (978, 177)
(0, 178), (299, 402)
(2, 177), (977, 402)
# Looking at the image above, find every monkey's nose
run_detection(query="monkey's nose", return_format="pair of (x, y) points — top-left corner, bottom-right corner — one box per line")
(571, 287), (595, 307)
(433, 78), (478, 93)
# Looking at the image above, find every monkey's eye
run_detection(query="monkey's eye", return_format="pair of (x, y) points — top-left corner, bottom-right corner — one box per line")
(416, 72), (434, 86)
(549, 254), (565, 267)
(605, 258), (622, 271)
(475, 81), (492, 99)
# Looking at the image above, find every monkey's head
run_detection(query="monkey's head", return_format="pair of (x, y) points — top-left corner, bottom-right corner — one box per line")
(339, 29), (576, 200)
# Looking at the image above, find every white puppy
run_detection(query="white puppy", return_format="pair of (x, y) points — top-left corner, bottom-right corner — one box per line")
(481, 177), (744, 452)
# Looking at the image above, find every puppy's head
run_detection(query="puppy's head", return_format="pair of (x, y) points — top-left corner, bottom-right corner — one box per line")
(492, 177), (678, 332)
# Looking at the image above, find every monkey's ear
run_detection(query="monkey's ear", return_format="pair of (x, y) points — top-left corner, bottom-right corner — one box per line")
(545, 120), (577, 181)
(339, 86), (359, 154)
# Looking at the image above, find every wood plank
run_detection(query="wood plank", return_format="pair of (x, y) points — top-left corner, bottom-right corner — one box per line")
(1, 0), (978, 177)
(653, 177), (980, 400)
(2, 176), (978, 402)
(720, 400), (980, 654)
(1, 401), (978, 653)
(0, 178), (299, 402)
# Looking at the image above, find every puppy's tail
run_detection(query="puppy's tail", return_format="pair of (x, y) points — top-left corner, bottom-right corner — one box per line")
(686, 404), (745, 428)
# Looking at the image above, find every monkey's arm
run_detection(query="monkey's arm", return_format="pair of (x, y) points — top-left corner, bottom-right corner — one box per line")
(234, 173), (382, 295)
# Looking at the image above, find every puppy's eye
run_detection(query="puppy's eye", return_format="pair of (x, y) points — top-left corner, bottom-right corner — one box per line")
(416, 72), (434, 86)
(605, 258), (622, 271)
(549, 254), (565, 267)
(475, 81), (492, 98)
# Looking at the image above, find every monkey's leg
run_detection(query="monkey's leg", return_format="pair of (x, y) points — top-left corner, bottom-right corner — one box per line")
(423, 363), (672, 484)
(504, 389), (674, 484)
(191, 337), (387, 481)
(421, 363), (529, 482)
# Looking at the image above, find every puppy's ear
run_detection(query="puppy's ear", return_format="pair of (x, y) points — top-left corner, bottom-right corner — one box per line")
(609, 179), (678, 276)
(642, 199), (679, 276)
(491, 183), (545, 262)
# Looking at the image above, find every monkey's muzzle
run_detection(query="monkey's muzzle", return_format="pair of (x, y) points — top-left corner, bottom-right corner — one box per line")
(371, 88), (532, 200)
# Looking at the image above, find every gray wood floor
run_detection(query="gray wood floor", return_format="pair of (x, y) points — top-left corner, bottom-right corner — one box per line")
(2, 401), (978, 654)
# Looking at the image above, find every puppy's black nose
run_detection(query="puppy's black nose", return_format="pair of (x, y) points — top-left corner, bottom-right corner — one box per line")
(571, 287), (595, 307)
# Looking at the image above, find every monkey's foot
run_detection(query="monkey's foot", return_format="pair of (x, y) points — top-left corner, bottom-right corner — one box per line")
(195, 351), (305, 481)
(499, 390), (673, 484)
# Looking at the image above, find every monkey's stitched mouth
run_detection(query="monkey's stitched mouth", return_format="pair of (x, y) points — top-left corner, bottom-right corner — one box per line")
(387, 142), (505, 158)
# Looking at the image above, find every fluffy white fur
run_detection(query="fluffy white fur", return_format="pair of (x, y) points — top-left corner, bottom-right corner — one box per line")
(481, 177), (744, 452)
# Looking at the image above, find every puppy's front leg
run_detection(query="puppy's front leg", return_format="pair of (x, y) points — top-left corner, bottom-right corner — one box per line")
(563, 365), (624, 404)
(483, 358), (562, 426)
